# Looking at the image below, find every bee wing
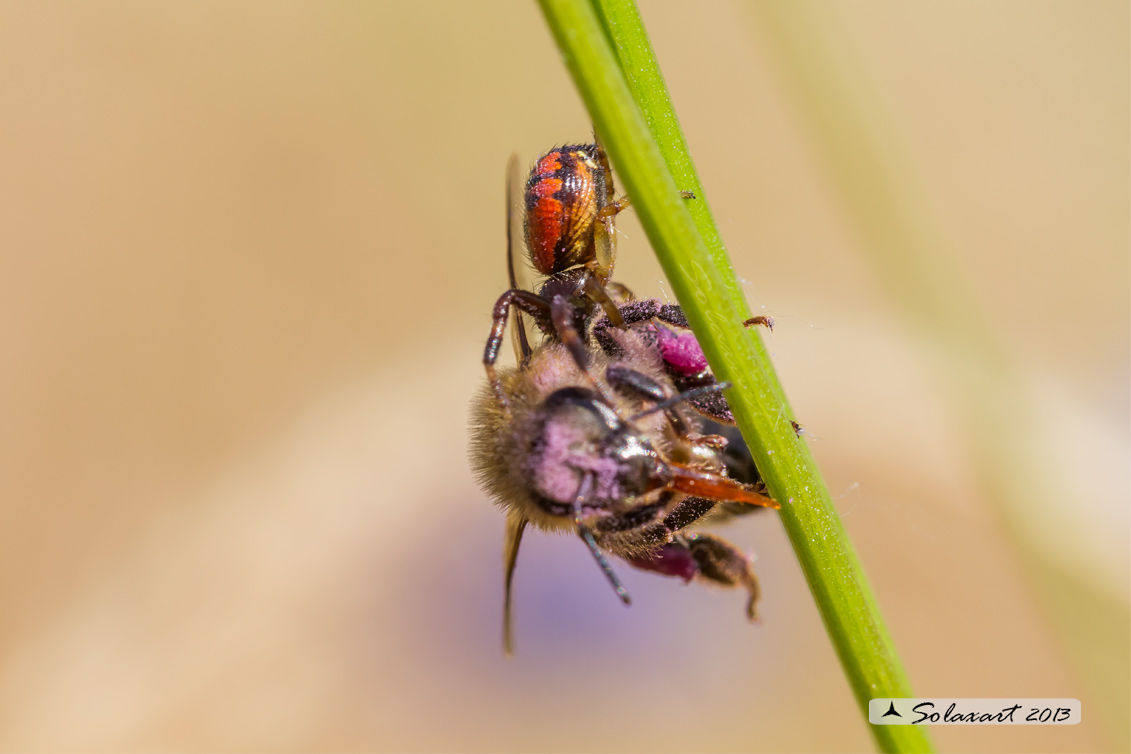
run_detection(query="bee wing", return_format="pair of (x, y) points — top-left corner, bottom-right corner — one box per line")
(506, 153), (534, 365)
(502, 510), (528, 657)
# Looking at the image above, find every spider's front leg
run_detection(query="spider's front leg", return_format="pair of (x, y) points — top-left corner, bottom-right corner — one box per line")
(484, 289), (553, 408)
(484, 288), (613, 410)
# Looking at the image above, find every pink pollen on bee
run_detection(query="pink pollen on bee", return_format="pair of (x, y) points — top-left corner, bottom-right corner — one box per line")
(657, 328), (708, 376)
(625, 543), (698, 582)
(533, 421), (622, 505)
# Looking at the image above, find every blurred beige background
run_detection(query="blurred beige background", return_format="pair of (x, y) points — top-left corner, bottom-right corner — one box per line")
(0, 1), (1126, 751)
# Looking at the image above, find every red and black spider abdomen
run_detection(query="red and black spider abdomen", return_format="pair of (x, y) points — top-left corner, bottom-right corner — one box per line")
(524, 145), (607, 276)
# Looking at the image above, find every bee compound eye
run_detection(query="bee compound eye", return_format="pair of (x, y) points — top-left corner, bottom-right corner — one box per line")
(527, 397), (614, 513)
(526, 389), (671, 512)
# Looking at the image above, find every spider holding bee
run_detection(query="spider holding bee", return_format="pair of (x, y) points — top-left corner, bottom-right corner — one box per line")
(484, 141), (769, 407)
(469, 142), (781, 654)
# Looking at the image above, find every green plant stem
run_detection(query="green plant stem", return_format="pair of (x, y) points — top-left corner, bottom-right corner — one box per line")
(747, 1), (1129, 748)
(536, 1), (932, 752)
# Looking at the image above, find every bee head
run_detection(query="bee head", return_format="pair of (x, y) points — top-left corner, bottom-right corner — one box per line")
(526, 387), (670, 517)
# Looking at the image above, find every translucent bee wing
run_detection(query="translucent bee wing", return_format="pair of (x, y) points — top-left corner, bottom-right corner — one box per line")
(506, 154), (534, 365)
(502, 510), (528, 657)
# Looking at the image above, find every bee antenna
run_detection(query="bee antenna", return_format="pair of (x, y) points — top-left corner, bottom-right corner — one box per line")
(572, 474), (631, 605)
(502, 513), (528, 657)
(628, 381), (733, 423)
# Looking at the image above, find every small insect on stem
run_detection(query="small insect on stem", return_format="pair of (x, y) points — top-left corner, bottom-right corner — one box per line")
(743, 315), (774, 332)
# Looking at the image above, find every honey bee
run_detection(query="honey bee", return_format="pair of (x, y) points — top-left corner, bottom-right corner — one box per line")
(471, 151), (781, 654)
(468, 327), (780, 654)
(590, 297), (773, 426)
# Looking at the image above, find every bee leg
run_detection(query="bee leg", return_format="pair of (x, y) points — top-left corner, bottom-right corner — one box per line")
(598, 495), (717, 567)
(628, 382), (734, 425)
(614, 498), (761, 618)
(661, 495), (718, 532)
(605, 365), (689, 435)
(608, 369), (740, 440)
(611, 299), (663, 327)
(681, 532), (763, 621)
(573, 474), (631, 605)
(624, 529), (761, 620)
(590, 494), (675, 557)
(622, 540), (700, 582)
(604, 365), (668, 402)
(604, 368), (742, 450)
(640, 308), (769, 424)
(639, 329), (737, 425)
(485, 289), (554, 407)
(604, 349), (742, 432)
(591, 299), (662, 358)
(683, 383), (737, 426)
